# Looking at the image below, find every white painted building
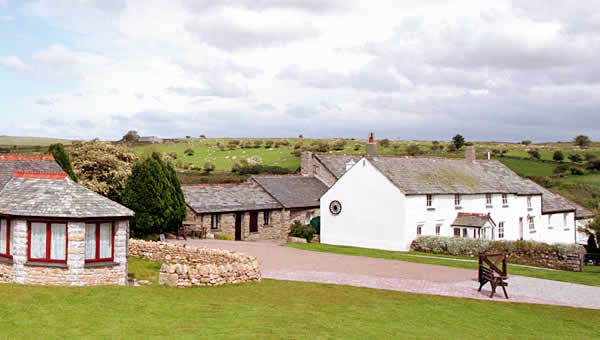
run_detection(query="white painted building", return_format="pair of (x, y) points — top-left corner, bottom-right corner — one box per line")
(318, 145), (594, 251)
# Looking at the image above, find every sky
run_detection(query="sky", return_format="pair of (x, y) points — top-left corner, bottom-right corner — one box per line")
(0, 0), (599, 142)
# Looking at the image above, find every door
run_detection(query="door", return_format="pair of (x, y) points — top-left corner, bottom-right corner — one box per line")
(235, 213), (242, 241)
(249, 211), (258, 233)
(519, 217), (524, 240)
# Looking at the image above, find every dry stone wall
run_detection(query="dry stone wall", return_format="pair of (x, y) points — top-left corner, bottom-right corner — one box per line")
(128, 240), (261, 287)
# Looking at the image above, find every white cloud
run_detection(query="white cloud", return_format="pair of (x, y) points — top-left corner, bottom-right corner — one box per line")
(0, 56), (26, 70)
(32, 44), (110, 67)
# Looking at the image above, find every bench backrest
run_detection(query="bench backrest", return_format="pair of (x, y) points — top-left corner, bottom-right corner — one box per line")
(478, 253), (507, 277)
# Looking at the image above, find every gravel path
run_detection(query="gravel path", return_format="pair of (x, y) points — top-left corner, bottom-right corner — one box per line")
(172, 239), (600, 309)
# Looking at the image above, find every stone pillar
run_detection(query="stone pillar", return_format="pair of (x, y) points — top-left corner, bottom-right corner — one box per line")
(366, 143), (377, 158)
(301, 151), (314, 175)
(67, 221), (85, 286)
(465, 146), (476, 161)
(242, 212), (250, 240)
(280, 209), (291, 239)
(11, 219), (28, 284)
(114, 220), (129, 285)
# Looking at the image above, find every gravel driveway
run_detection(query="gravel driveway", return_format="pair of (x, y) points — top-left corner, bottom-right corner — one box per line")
(172, 239), (600, 309)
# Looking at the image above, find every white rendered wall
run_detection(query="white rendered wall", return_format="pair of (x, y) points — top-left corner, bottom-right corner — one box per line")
(320, 158), (408, 251)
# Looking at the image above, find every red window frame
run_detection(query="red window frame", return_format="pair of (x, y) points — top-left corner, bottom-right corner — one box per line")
(85, 222), (115, 263)
(27, 221), (68, 263)
(0, 218), (12, 259)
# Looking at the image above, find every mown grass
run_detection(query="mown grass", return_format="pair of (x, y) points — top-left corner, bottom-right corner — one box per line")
(0, 257), (598, 339)
(285, 243), (600, 287)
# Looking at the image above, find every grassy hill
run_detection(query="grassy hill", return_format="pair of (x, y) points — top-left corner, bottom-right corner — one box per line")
(0, 136), (74, 146)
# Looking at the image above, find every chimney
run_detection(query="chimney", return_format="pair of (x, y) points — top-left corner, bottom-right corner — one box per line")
(301, 151), (314, 175)
(465, 146), (476, 162)
(366, 132), (377, 158)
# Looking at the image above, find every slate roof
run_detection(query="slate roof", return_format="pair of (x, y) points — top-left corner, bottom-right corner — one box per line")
(0, 155), (133, 218)
(314, 154), (363, 179)
(526, 180), (594, 219)
(368, 157), (542, 195)
(451, 213), (493, 228)
(183, 184), (282, 214)
(251, 175), (328, 208)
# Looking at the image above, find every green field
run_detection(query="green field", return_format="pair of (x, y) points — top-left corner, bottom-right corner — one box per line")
(504, 149), (600, 163)
(0, 257), (597, 339)
(285, 243), (600, 287)
(499, 158), (558, 176)
(0, 136), (74, 146)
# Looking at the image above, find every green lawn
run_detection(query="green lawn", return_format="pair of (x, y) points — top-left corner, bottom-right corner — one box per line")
(285, 243), (600, 287)
(498, 157), (557, 176)
(0, 257), (597, 339)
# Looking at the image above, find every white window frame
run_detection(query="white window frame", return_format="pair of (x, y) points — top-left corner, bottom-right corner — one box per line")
(498, 222), (504, 239)
(502, 194), (508, 206)
(563, 213), (568, 227)
(305, 213), (312, 225)
(211, 214), (219, 230)
(528, 216), (535, 230)
(454, 194), (461, 207)
(417, 224), (423, 236)
(426, 194), (433, 207)
(527, 196), (532, 210)
(435, 224), (441, 236)
(486, 194), (492, 205)
(264, 211), (270, 226)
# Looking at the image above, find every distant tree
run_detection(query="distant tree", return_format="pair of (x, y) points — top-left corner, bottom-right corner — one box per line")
(121, 130), (139, 143)
(568, 153), (583, 163)
(521, 140), (532, 145)
(121, 152), (186, 237)
(69, 140), (139, 201)
(554, 164), (570, 174)
(588, 234), (598, 253)
(199, 134), (206, 138)
(552, 151), (564, 162)
(203, 161), (215, 174)
(406, 145), (421, 156)
(586, 160), (600, 172)
(528, 150), (541, 159)
(570, 167), (584, 175)
(574, 135), (591, 147)
(298, 134), (303, 139)
(452, 134), (465, 150)
(332, 140), (346, 151)
(446, 144), (458, 152)
(585, 153), (597, 162)
(379, 139), (391, 148)
(47, 143), (78, 182)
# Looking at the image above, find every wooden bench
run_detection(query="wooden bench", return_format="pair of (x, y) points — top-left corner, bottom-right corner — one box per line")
(478, 253), (509, 299)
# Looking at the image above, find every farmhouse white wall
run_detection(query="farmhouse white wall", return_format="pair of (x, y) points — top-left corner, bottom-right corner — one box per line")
(320, 158), (408, 251)
(321, 157), (580, 252)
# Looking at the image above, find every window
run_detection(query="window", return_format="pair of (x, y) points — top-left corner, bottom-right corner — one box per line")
(85, 223), (114, 262)
(498, 222), (504, 239)
(264, 211), (270, 225)
(486, 194), (492, 205)
(454, 194), (461, 207)
(528, 216), (535, 230)
(426, 194), (433, 207)
(453, 228), (461, 237)
(28, 222), (67, 263)
(563, 213), (568, 227)
(0, 219), (13, 258)
(502, 194), (508, 206)
(527, 196), (532, 209)
(462, 228), (468, 238)
(473, 229), (477, 238)
(305, 213), (312, 225)
(435, 224), (441, 236)
(416, 224), (423, 236)
(211, 214), (219, 230)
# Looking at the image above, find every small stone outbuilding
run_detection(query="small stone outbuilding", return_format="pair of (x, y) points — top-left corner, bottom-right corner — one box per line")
(0, 154), (134, 286)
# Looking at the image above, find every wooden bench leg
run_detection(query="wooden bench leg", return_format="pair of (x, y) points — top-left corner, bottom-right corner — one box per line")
(501, 284), (509, 299)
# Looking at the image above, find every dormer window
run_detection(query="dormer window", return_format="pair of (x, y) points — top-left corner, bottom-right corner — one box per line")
(454, 194), (461, 207)
(426, 194), (433, 207)
(563, 213), (568, 227)
(486, 194), (492, 206)
(502, 194), (508, 206)
(527, 196), (532, 210)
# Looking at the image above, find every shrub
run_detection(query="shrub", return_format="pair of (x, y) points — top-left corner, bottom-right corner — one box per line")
(452, 134), (465, 150)
(289, 220), (315, 242)
(279, 139), (290, 146)
(464, 142), (474, 146)
(184, 148), (194, 156)
(203, 161), (215, 174)
(247, 155), (262, 165)
(491, 149), (501, 157)
(379, 139), (391, 148)
(587, 160), (600, 172)
(353, 144), (361, 151)
(312, 141), (329, 153)
(568, 153), (583, 163)
(253, 140), (263, 148)
(293, 142), (303, 149)
(554, 164), (570, 174)
(228, 139), (241, 146)
(236, 164), (291, 175)
(431, 141), (441, 151)
(332, 139), (346, 151)
(552, 151), (564, 161)
(214, 233), (233, 241)
(570, 167), (584, 175)
(446, 143), (458, 152)
(264, 140), (274, 148)
(574, 135), (591, 147)
(406, 145), (421, 156)
(585, 153), (597, 162)
(48, 143), (77, 182)
(528, 150), (541, 159)
(291, 149), (302, 157)
(521, 140), (532, 145)
(241, 141), (252, 149)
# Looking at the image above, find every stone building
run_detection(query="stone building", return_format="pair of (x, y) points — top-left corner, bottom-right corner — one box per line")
(182, 175), (327, 241)
(0, 154), (133, 286)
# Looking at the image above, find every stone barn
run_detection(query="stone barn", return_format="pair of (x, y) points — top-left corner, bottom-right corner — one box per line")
(0, 154), (134, 286)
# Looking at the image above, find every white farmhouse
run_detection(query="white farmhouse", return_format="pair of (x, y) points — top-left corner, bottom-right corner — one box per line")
(319, 144), (593, 251)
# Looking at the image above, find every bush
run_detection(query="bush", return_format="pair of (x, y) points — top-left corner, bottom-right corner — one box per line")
(379, 139), (391, 148)
(312, 141), (329, 153)
(279, 139), (290, 146)
(574, 135), (591, 147)
(203, 161), (215, 174)
(214, 233), (233, 241)
(464, 142), (474, 146)
(247, 155), (262, 165)
(332, 140), (346, 151)
(585, 153), (597, 162)
(293, 142), (303, 149)
(431, 141), (441, 151)
(291, 149), (302, 157)
(406, 145), (421, 156)
(253, 140), (263, 148)
(554, 164), (570, 174)
(289, 220), (315, 242)
(184, 148), (194, 156)
(553, 151), (564, 161)
(241, 141), (252, 149)
(264, 140), (274, 148)
(452, 134), (465, 150)
(521, 140), (532, 145)
(528, 150), (541, 159)
(353, 144), (361, 151)
(570, 167), (584, 175)
(446, 144), (458, 152)
(228, 139), (241, 146)
(48, 143), (77, 182)
(568, 153), (583, 163)
(235, 164), (291, 175)
(587, 160), (600, 172)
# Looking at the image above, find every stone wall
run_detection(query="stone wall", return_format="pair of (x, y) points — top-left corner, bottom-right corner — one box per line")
(1, 219), (129, 286)
(129, 239), (261, 287)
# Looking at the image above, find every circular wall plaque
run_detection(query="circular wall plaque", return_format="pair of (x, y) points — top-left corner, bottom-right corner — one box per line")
(329, 200), (342, 215)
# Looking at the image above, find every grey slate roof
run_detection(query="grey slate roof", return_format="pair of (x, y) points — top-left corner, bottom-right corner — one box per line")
(251, 175), (328, 208)
(0, 160), (63, 189)
(451, 213), (493, 228)
(526, 180), (594, 219)
(0, 177), (134, 218)
(314, 154), (363, 179)
(368, 157), (542, 195)
(183, 184), (282, 214)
